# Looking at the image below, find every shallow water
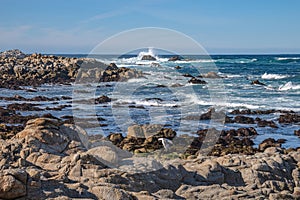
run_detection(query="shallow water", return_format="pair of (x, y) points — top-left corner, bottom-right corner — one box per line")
(1, 51), (300, 148)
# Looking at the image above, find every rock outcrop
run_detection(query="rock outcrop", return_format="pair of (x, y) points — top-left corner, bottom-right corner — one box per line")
(141, 55), (156, 61)
(1, 118), (300, 199)
(188, 77), (207, 84)
(0, 50), (142, 89)
(168, 56), (181, 61)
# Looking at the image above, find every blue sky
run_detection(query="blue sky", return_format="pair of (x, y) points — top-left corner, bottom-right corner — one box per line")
(1, 0), (300, 54)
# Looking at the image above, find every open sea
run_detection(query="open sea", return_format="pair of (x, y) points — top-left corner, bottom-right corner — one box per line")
(1, 50), (300, 148)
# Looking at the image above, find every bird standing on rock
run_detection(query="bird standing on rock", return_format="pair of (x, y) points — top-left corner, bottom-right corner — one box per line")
(158, 138), (173, 151)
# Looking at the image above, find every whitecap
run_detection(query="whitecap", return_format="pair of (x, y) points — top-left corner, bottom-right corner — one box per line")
(278, 81), (300, 91)
(261, 73), (289, 80)
(275, 57), (300, 61)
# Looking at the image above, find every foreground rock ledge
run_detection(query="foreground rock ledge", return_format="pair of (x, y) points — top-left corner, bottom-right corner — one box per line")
(1, 118), (300, 199)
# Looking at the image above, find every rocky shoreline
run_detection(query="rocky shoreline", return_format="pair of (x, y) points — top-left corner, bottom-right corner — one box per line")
(0, 49), (142, 89)
(1, 117), (300, 199)
(0, 49), (300, 199)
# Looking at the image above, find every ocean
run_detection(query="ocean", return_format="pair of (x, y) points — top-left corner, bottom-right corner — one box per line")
(1, 51), (300, 148)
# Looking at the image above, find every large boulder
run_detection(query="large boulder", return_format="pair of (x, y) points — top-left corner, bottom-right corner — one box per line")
(0, 169), (27, 199)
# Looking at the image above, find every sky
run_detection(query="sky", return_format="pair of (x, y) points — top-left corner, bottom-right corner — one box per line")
(1, 0), (300, 54)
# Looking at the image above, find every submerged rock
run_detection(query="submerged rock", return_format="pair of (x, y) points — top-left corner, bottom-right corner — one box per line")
(168, 55), (181, 61)
(95, 95), (112, 104)
(201, 71), (223, 79)
(188, 77), (207, 84)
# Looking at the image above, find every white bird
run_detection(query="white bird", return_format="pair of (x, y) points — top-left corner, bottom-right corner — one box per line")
(158, 138), (173, 151)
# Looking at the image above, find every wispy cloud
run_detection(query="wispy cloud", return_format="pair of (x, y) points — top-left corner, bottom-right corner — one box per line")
(81, 10), (128, 24)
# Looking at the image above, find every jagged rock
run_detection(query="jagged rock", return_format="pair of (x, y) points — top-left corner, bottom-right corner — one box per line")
(0, 49), (26, 59)
(106, 125), (176, 153)
(188, 77), (207, 84)
(258, 138), (285, 151)
(95, 95), (111, 104)
(90, 186), (134, 200)
(251, 80), (266, 86)
(0, 51), (142, 89)
(0, 169), (27, 199)
(256, 118), (278, 128)
(168, 56), (181, 61)
(141, 55), (156, 61)
(234, 115), (255, 124)
(1, 114), (300, 199)
(279, 113), (300, 124)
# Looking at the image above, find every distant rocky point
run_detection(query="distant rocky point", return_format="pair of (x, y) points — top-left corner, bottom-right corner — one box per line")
(0, 49), (142, 89)
(0, 49), (26, 59)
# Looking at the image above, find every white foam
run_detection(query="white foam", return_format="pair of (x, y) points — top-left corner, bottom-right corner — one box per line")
(279, 82), (300, 91)
(222, 73), (243, 78)
(261, 73), (288, 80)
(113, 99), (177, 107)
(174, 59), (213, 64)
(215, 58), (257, 64)
(276, 57), (300, 61)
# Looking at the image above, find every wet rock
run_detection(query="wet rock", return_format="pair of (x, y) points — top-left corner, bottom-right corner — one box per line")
(199, 108), (228, 121)
(230, 109), (294, 115)
(188, 77), (207, 84)
(186, 127), (258, 156)
(171, 83), (184, 87)
(279, 113), (300, 124)
(201, 71), (223, 79)
(7, 103), (42, 111)
(220, 127), (258, 137)
(95, 95), (111, 104)
(108, 125), (176, 153)
(256, 118), (278, 128)
(251, 80), (266, 86)
(234, 115), (255, 124)
(0, 123), (23, 140)
(182, 73), (194, 78)
(175, 65), (182, 69)
(144, 97), (163, 102)
(258, 138), (285, 151)
(141, 55), (156, 61)
(107, 63), (118, 70)
(295, 129), (300, 137)
(168, 56), (181, 61)
(0, 107), (38, 125)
